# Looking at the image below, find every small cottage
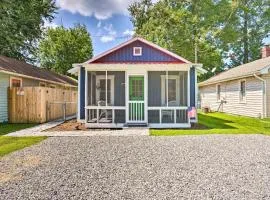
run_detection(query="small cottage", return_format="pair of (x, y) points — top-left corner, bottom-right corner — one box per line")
(69, 37), (205, 128)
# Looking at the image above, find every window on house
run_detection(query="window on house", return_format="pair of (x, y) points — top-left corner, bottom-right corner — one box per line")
(133, 47), (142, 56)
(49, 84), (56, 88)
(39, 82), (46, 87)
(161, 75), (180, 106)
(240, 80), (246, 102)
(217, 84), (221, 101)
(10, 77), (22, 87)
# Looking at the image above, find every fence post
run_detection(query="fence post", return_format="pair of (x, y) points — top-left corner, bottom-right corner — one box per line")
(63, 102), (66, 121)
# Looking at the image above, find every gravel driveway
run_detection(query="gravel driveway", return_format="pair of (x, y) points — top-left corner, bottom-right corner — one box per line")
(1, 135), (270, 199)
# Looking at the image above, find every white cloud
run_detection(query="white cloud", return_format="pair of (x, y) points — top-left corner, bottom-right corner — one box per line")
(43, 20), (58, 28)
(100, 35), (115, 43)
(56, 0), (140, 20)
(97, 21), (102, 28)
(123, 29), (135, 36)
(99, 23), (117, 43)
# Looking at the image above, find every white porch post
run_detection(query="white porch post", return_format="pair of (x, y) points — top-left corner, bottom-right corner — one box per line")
(125, 71), (129, 123)
(145, 71), (148, 123)
(105, 70), (108, 106)
(85, 69), (88, 122)
(166, 70), (168, 107)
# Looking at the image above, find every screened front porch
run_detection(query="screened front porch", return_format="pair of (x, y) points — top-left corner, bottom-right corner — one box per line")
(84, 70), (190, 128)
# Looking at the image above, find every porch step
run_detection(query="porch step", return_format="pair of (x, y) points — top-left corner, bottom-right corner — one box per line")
(124, 123), (148, 127)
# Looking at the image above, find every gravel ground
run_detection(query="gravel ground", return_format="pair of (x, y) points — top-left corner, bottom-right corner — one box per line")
(1, 135), (270, 199)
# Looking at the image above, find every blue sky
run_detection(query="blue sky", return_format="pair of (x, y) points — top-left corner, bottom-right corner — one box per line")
(47, 0), (137, 56)
(47, 0), (269, 57)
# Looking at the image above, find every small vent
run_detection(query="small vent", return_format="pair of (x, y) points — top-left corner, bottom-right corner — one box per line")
(133, 47), (142, 56)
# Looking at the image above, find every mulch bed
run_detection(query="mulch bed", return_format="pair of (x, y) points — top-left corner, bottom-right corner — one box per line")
(45, 120), (89, 131)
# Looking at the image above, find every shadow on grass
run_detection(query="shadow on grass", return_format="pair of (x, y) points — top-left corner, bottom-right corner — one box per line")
(198, 113), (236, 130)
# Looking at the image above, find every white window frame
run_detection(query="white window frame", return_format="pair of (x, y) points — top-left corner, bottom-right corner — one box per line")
(161, 75), (180, 106)
(133, 47), (142, 56)
(96, 75), (115, 106)
(239, 79), (246, 103)
(216, 84), (221, 102)
(10, 77), (22, 87)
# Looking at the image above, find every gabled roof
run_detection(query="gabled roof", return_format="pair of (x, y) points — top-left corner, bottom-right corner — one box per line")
(199, 56), (270, 86)
(86, 37), (191, 64)
(0, 56), (77, 87)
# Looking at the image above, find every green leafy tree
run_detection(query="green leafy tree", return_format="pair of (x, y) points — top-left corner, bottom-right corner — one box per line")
(0, 0), (57, 61)
(225, 0), (270, 67)
(129, 0), (234, 80)
(129, 0), (270, 80)
(38, 24), (93, 75)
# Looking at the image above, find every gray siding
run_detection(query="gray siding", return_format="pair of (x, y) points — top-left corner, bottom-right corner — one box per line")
(0, 73), (9, 122)
(200, 76), (263, 118)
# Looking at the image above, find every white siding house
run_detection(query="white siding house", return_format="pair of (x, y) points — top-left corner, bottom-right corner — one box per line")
(199, 46), (270, 118)
(0, 72), (9, 122)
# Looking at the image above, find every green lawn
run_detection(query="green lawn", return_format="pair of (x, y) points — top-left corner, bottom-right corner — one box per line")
(0, 123), (47, 157)
(151, 112), (270, 136)
(0, 123), (37, 136)
(0, 136), (47, 157)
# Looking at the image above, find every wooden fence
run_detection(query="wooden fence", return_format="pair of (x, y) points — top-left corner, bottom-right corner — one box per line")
(8, 87), (77, 123)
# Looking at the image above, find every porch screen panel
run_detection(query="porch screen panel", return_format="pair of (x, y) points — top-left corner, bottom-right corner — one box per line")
(148, 71), (165, 106)
(115, 110), (126, 123)
(87, 72), (96, 106)
(179, 71), (188, 106)
(168, 71), (181, 107)
(108, 71), (125, 106)
(148, 110), (160, 123)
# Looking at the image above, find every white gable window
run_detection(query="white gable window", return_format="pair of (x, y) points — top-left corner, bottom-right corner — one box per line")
(133, 47), (142, 56)
(239, 80), (246, 102)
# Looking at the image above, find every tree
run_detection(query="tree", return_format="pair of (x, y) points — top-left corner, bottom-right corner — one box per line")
(129, 0), (270, 80)
(37, 24), (93, 75)
(0, 0), (57, 61)
(225, 0), (270, 67)
(129, 0), (234, 80)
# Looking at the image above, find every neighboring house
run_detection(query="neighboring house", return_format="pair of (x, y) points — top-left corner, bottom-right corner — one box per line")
(0, 55), (77, 123)
(68, 37), (205, 128)
(199, 45), (270, 118)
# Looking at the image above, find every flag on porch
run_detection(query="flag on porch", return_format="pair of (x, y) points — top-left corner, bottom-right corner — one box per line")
(188, 107), (197, 119)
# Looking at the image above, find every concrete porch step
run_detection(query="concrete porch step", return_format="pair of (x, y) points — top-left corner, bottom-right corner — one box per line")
(124, 123), (148, 127)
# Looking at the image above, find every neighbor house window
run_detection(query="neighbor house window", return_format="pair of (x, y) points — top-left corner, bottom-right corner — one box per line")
(49, 84), (56, 88)
(10, 77), (22, 87)
(39, 82), (46, 87)
(216, 84), (221, 101)
(240, 80), (246, 102)
(133, 47), (142, 56)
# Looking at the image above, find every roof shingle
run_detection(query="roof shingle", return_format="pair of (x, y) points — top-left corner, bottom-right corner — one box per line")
(0, 56), (77, 86)
(199, 56), (270, 86)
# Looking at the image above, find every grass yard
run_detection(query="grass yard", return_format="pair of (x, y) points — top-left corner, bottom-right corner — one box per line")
(0, 136), (46, 157)
(151, 112), (270, 136)
(0, 123), (37, 136)
(0, 123), (46, 157)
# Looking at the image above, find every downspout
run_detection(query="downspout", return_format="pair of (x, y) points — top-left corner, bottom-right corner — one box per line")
(254, 74), (267, 118)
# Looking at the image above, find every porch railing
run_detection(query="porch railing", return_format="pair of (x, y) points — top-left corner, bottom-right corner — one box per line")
(128, 101), (145, 122)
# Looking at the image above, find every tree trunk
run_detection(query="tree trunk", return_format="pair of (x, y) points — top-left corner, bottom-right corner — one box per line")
(243, 0), (249, 64)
